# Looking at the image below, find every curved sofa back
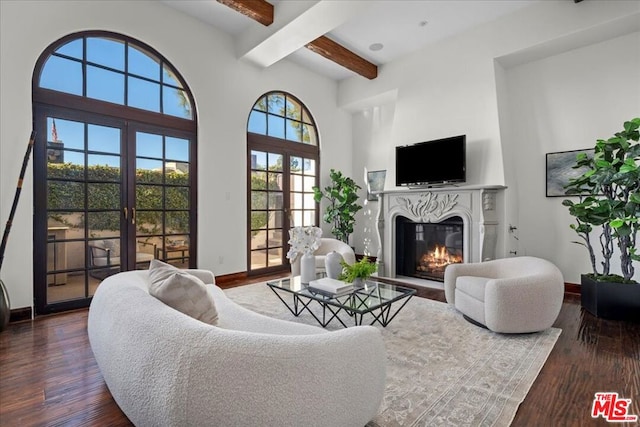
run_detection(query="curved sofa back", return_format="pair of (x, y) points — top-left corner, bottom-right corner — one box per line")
(444, 256), (564, 305)
(88, 270), (386, 427)
(491, 256), (562, 279)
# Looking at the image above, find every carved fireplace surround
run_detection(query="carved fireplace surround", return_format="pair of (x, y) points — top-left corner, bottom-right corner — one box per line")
(375, 185), (506, 283)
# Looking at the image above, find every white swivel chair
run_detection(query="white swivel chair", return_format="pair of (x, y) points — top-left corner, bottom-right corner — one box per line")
(291, 238), (356, 276)
(444, 256), (564, 333)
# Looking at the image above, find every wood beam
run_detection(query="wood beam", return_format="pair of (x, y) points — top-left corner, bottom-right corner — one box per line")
(219, 0), (377, 79)
(306, 35), (378, 80)
(217, 0), (274, 26)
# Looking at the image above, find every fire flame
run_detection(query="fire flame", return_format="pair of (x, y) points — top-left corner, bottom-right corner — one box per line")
(418, 245), (462, 272)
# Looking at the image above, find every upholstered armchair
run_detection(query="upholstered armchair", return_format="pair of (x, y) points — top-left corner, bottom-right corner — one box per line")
(444, 256), (564, 333)
(89, 240), (156, 271)
(290, 238), (356, 276)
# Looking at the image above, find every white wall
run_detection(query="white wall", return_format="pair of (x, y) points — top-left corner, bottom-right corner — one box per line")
(351, 101), (396, 256)
(494, 61), (520, 258)
(339, 0), (640, 283)
(0, 0), (352, 310)
(502, 31), (640, 283)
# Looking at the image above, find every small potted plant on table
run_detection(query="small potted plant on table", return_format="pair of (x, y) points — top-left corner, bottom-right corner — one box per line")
(340, 257), (377, 288)
(563, 118), (640, 322)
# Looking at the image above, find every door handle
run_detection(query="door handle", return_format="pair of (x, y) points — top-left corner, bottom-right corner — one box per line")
(132, 208), (136, 225)
(123, 207), (128, 220)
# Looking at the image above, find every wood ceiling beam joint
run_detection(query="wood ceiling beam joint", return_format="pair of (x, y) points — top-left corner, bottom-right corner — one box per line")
(216, 0), (274, 26)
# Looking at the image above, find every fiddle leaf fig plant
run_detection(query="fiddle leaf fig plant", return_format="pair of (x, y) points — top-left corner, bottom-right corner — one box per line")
(562, 117), (640, 283)
(313, 169), (362, 243)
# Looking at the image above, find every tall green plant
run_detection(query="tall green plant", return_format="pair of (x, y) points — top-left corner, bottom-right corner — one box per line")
(563, 118), (640, 282)
(312, 169), (362, 243)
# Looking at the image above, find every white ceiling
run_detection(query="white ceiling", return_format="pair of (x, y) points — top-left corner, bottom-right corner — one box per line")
(161, 0), (540, 80)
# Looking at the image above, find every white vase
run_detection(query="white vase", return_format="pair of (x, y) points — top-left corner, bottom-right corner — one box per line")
(324, 251), (343, 279)
(290, 256), (301, 276)
(300, 252), (316, 284)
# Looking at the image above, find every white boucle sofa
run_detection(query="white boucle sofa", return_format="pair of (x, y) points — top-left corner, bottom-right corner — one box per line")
(88, 269), (386, 427)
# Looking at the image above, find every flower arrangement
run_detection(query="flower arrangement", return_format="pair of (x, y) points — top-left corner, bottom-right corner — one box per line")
(286, 226), (322, 261)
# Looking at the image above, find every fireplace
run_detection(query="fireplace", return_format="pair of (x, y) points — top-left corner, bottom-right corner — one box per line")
(396, 216), (464, 281)
(374, 185), (506, 283)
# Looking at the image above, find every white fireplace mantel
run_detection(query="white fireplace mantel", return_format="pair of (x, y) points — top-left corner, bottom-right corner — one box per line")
(375, 185), (506, 278)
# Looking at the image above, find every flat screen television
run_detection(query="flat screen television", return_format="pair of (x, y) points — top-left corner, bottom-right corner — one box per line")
(395, 135), (466, 187)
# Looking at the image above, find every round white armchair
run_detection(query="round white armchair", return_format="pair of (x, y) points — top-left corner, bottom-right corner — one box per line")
(290, 237), (356, 275)
(444, 256), (564, 333)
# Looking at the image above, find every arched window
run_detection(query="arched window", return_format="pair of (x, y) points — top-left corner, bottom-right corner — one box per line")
(247, 92), (319, 274)
(32, 31), (197, 314)
(38, 34), (193, 119)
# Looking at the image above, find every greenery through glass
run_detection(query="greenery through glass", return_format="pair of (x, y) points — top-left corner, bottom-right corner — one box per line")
(250, 162), (282, 234)
(47, 163), (189, 232)
(248, 93), (316, 145)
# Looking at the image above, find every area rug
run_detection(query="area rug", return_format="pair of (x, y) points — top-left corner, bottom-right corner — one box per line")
(224, 283), (561, 427)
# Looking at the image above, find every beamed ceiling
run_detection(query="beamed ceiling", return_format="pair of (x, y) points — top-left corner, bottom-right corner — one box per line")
(162, 0), (544, 81)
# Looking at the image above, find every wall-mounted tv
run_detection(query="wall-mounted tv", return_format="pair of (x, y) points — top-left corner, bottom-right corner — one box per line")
(395, 135), (466, 187)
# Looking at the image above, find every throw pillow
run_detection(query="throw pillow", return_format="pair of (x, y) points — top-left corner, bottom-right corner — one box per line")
(148, 259), (218, 325)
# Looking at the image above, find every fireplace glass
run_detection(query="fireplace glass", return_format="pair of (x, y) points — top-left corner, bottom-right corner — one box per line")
(395, 216), (463, 282)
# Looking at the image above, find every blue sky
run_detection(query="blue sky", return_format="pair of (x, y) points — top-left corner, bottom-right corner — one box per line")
(40, 36), (190, 119)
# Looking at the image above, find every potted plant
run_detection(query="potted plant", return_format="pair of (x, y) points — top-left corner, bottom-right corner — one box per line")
(313, 169), (362, 243)
(340, 256), (377, 288)
(563, 118), (640, 322)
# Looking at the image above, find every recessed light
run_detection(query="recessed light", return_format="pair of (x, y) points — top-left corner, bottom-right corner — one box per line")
(369, 43), (384, 52)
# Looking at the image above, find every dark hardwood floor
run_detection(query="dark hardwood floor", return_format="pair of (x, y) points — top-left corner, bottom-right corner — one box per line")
(0, 276), (638, 426)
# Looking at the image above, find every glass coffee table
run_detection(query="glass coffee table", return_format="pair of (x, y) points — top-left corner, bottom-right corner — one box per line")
(266, 276), (416, 328)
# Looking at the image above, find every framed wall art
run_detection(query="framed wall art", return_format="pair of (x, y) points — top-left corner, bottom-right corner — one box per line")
(367, 170), (386, 201)
(545, 148), (594, 197)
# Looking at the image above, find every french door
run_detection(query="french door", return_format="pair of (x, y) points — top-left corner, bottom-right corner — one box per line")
(247, 135), (318, 275)
(34, 106), (196, 314)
